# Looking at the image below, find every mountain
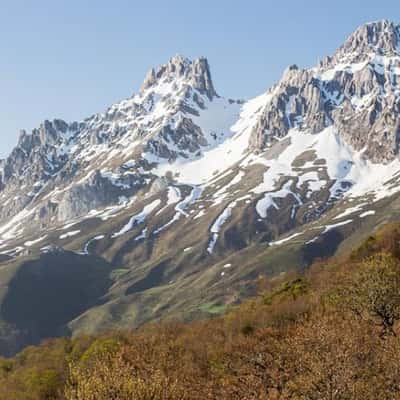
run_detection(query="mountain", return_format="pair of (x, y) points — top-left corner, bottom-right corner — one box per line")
(1, 20), (400, 355)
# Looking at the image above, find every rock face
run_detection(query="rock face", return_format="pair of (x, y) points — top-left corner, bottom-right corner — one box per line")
(328, 20), (400, 65)
(144, 117), (207, 160)
(248, 20), (400, 163)
(248, 66), (330, 151)
(56, 170), (145, 221)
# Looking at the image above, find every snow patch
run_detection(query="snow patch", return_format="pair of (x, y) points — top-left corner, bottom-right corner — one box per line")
(360, 210), (376, 218)
(60, 230), (81, 240)
(322, 219), (353, 234)
(207, 201), (237, 254)
(112, 199), (161, 238)
(24, 236), (47, 247)
(333, 202), (368, 220)
(255, 180), (301, 219)
(269, 232), (304, 246)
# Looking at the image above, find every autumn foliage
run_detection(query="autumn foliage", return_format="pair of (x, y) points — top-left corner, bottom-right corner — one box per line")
(3, 225), (400, 399)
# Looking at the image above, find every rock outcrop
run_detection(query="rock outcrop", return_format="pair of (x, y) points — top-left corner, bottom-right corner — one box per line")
(248, 20), (400, 163)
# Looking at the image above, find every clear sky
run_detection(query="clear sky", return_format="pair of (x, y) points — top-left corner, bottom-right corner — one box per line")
(0, 0), (398, 157)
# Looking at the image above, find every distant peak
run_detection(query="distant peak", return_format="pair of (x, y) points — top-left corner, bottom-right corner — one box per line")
(351, 19), (398, 47)
(140, 55), (217, 99)
(337, 19), (399, 59)
(318, 20), (400, 70)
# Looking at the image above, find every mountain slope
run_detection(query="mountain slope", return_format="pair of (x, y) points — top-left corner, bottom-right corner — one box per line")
(1, 20), (400, 354)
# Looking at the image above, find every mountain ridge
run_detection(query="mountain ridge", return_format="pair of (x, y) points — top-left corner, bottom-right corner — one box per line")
(1, 19), (400, 355)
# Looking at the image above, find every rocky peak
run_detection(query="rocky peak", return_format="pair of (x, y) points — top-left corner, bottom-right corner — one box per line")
(140, 55), (217, 99)
(37, 119), (69, 146)
(279, 64), (312, 87)
(348, 20), (399, 53)
(323, 20), (400, 67)
(247, 20), (400, 163)
(17, 119), (73, 153)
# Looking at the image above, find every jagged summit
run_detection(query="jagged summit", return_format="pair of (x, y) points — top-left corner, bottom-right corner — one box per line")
(343, 20), (400, 54)
(350, 20), (400, 50)
(140, 55), (217, 99)
(247, 19), (400, 164)
(321, 20), (400, 67)
(17, 119), (77, 149)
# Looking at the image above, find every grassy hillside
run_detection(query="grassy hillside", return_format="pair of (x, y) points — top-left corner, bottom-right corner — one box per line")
(2, 223), (400, 398)
(0, 251), (113, 356)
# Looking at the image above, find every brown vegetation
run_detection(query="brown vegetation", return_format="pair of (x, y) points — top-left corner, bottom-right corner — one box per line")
(2, 223), (400, 399)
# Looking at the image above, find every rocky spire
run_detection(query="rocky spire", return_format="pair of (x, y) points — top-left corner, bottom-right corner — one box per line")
(16, 119), (71, 153)
(322, 20), (400, 67)
(345, 20), (398, 52)
(140, 55), (218, 99)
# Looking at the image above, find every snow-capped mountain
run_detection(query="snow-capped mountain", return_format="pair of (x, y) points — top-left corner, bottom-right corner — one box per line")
(249, 20), (400, 162)
(0, 55), (241, 228)
(1, 20), (400, 356)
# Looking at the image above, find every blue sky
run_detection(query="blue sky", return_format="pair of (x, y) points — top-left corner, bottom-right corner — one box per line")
(0, 0), (398, 157)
